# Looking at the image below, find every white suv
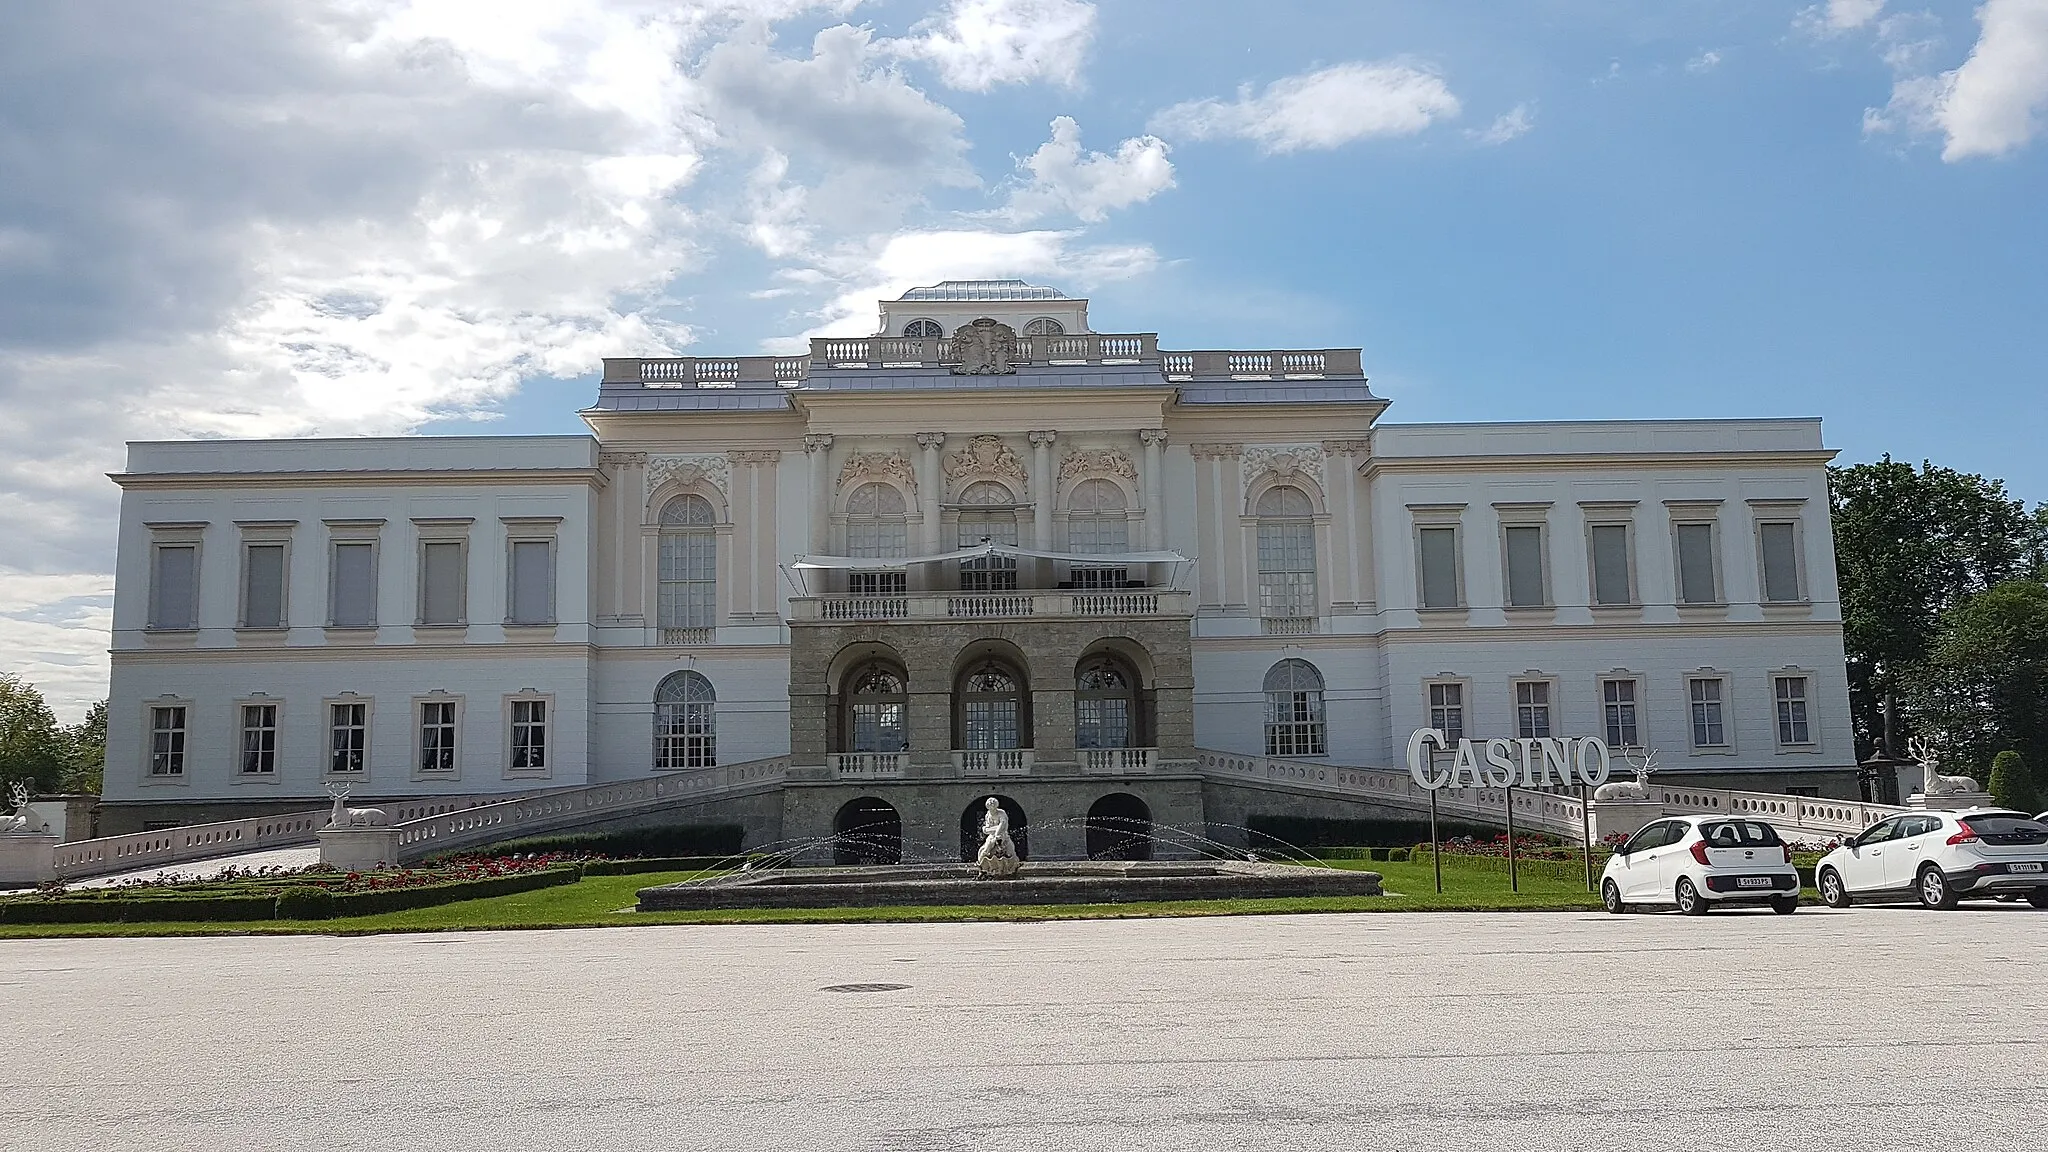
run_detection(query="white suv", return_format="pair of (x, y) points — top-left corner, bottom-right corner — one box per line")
(1601, 816), (1801, 915)
(1815, 809), (2048, 910)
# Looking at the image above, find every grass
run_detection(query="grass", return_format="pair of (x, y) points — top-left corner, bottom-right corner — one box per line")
(0, 857), (1612, 941)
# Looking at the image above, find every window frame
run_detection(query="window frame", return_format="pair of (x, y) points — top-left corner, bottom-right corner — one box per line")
(1411, 508), (1466, 611)
(1263, 659), (1328, 757)
(504, 692), (554, 779)
(1513, 678), (1555, 741)
(1667, 503), (1725, 608)
(236, 528), (292, 632)
(144, 700), (191, 782)
(1254, 485), (1319, 621)
(1685, 673), (1733, 753)
(657, 494), (720, 631)
(1751, 503), (1809, 606)
(505, 535), (558, 626)
(1494, 503), (1553, 611)
(324, 520), (384, 630)
(1599, 675), (1643, 751)
(412, 692), (463, 780)
(653, 671), (717, 771)
(1580, 502), (1640, 610)
(148, 539), (202, 632)
(1426, 679), (1468, 745)
(236, 699), (281, 779)
(325, 695), (373, 777)
(1772, 672), (1815, 749)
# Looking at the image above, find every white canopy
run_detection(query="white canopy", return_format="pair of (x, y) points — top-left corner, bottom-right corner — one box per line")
(789, 542), (1192, 570)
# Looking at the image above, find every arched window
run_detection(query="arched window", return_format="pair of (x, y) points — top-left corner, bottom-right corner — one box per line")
(658, 494), (717, 634)
(1023, 317), (1064, 337)
(1263, 659), (1326, 756)
(958, 659), (1025, 750)
(845, 482), (909, 597)
(1066, 478), (1128, 589)
(1255, 485), (1316, 621)
(903, 318), (943, 339)
(654, 670), (715, 769)
(846, 664), (909, 753)
(957, 480), (1018, 592)
(1075, 659), (1135, 749)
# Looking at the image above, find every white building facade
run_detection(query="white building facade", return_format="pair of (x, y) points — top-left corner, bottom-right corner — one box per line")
(101, 281), (1855, 839)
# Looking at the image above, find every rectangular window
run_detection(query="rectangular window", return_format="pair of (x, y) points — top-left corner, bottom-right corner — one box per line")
(1428, 682), (1465, 743)
(1071, 566), (1128, 590)
(242, 544), (286, 629)
(329, 702), (368, 773)
(1515, 681), (1552, 739)
(1256, 518), (1316, 618)
(1590, 524), (1633, 606)
(330, 542), (376, 627)
(1775, 676), (1812, 745)
(508, 540), (553, 625)
(848, 571), (907, 597)
(1504, 525), (1546, 608)
(658, 529), (717, 628)
(1068, 513), (1129, 556)
(1418, 526), (1460, 609)
(419, 541), (466, 624)
(1759, 521), (1801, 603)
(151, 545), (198, 629)
(149, 706), (187, 776)
(1601, 679), (1639, 749)
(510, 699), (548, 770)
(958, 513), (1019, 592)
(1675, 522), (1718, 604)
(419, 701), (457, 774)
(239, 704), (277, 774)
(1688, 678), (1727, 748)
(847, 517), (909, 559)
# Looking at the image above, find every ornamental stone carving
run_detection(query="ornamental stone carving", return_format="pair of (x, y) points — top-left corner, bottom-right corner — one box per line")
(728, 449), (783, 466)
(916, 431), (947, 451)
(944, 434), (1028, 494)
(802, 434), (834, 454)
(1241, 445), (1325, 494)
(598, 451), (647, 467)
(1321, 439), (1371, 457)
(1139, 429), (1169, 448)
(948, 319), (1019, 375)
(648, 454), (729, 496)
(1188, 442), (1242, 460)
(1057, 446), (1138, 484)
(838, 451), (918, 497)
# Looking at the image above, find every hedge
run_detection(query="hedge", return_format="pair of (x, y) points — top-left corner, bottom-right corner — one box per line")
(1246, 814), (1499, 851)
(0, 866), (583, 925)
(435, 823), (745, 862)
(579, 856), (734, 876)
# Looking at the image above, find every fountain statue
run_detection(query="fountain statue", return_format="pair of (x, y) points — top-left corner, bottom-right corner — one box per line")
(974, 797), (1021, 879)
(1910, 737), (1981, 796)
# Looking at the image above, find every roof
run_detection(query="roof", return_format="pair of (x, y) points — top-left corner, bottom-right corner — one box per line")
(896, 279), (1067, 302)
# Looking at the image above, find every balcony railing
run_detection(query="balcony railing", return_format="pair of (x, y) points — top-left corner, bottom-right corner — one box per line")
(829, 752), (907, 779)
(1080, 747), (1157, 775)
(661, 627), (712, 646)
(599, 345), (1361, 388)
(953, 749), (1033, 776)
(792, 589), (1190, 624)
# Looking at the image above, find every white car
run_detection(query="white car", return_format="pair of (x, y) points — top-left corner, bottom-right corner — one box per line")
(1601, 816), (1801, 915)
(1816, 808), (2048, 910)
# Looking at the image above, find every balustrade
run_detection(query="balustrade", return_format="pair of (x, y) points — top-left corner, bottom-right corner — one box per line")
(792, 589), (1189, 623)
(830, 752), (907, 779)
(1081, 748), (1157, 775)
(954, 749), (1033, 776)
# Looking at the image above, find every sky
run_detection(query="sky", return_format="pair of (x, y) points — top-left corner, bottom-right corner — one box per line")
(2, 0), (2045, 718)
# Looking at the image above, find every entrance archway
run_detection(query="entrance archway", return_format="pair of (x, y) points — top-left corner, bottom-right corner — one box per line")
(959, 795), (1028, 861)
(832, 796), (902, 865)
(1086, 793), (1153, 860)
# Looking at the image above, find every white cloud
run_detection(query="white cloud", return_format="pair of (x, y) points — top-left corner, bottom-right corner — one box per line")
(0, 571), (113, 723)
(884, 0), (1095, 91)
(1825, 0), (1887, 32)
(1151, 60), (1461, 153)
(1686, 50), (1724, 73)
(1467, 103), (1534, 145)
(1866, 0), (2048, 160)
(1000, 116), (1174, 222)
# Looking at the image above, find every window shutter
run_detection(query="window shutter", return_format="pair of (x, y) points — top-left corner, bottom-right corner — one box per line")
(1760, 522), (1799, 602)
(1591, 525), (1631, 605)
(510, 541), (552, 624)
(244, 544), (285, 628)
(422, 542), (465, 624)
(154, 546), (197, 629)
(1418, 527), (1459, 608)
(1504, 526), (1545, 607)
(1676, 523), (1716, 604)
(332, 543), (375, 627)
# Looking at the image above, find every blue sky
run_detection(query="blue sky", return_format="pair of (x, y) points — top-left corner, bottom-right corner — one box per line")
(3, 0), (2045, 713)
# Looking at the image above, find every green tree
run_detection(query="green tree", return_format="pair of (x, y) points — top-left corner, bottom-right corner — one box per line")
(1906, 579), (2048, 782)
(0, 674), (72, 796)
(1988, 751), (2039, 814)
(64, 698), (107, 794)
(1831, 458), (2045, 758)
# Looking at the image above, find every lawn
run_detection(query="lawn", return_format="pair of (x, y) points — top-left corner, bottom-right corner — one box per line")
(0, 856), (1611, 940)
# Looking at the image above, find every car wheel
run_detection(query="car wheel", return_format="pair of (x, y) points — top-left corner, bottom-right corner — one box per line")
(1770, 895), (1799, 915)
(1675, 877), (1710, 916)
(1917, 865), (1959, 910)
(1818, 868), (1852, 909)
(2026, 890), (2048, 910)
(1601, 879), (1628, 914)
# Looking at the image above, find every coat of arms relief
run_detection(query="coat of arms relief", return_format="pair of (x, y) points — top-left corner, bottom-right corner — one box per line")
(943, 434), (1027, 497)
(948, 318), (1019, 375)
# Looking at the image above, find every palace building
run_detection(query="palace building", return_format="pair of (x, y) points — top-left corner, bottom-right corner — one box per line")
(100, 280), (1856, 850)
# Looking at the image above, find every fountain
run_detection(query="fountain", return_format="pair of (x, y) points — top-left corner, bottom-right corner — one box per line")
(633, 798), (1384, 912)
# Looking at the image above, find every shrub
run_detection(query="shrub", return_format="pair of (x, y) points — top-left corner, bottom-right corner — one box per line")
(439, 824), (745, 861)
(275, 886), (336, 921)
(1989, 751), (2038, 813)
(1245, 814), (1497, 851)
(1387, 848), (1411, 862)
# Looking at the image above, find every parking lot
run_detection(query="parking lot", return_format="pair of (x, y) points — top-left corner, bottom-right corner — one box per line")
(6, 906), (2045, 1151)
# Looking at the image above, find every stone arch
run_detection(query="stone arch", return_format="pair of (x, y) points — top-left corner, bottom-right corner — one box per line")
(1244, 474), (1326, 519)
(1075, 646), (1147, 750)
(837, 659), (910, 755)
(952, 647), (1032, 752)
(646, 475), (729, 525)
(833, 797), (902, 865)
(959, 795), (1029, 862)
(1086, 792), (1153, 860)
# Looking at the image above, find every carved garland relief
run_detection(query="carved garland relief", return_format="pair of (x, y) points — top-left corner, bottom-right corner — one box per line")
(1057, 446), (1138, 485)
(1240, 444), (1326, 496)
(647, 454), (730, 497)
(943, 434), (1028, 497)
(837, 451), (918, 499)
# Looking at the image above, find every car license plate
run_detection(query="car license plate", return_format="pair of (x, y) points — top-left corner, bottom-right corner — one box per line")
(2008, 862), (2043, 874)
(1738, 877), (1773, 889)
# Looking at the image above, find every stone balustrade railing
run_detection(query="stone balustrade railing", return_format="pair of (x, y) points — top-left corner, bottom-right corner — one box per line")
(599, 343), (1362, 387)
(831, 752), (907, 779)
(1081, 748), (1158, 775)
(954, 749), (1033, 777)
(793, 589), (1188, 623)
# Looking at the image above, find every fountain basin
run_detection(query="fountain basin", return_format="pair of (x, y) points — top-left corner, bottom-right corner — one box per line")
(635, 859), (1382, 911)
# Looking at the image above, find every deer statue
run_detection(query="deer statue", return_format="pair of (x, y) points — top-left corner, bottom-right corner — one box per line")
(324, 783), (389, 828)
(1594, 748), (1659, 802)
(1, 781), (49, 834)
(1910, 737), (1981, 796)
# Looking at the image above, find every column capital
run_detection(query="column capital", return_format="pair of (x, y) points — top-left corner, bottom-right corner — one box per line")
(802, 433), (834, 454)
(916, 432), (947, 451)
(1139, 429), (1168, 448)
(1028, 430), (1058, 447)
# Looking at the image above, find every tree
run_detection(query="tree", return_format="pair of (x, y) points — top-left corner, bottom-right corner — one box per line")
(64, 698), (107, 794)
(0, 674), (72, 796)
(1988, 751), (2039, 814)
(1831, 459), (2045, 758)
(1906, 579), (2048, 783)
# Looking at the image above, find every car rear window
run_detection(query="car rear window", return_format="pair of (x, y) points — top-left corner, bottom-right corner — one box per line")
(1964, 814), (2048, 837)
(1695, 820), (1783, 847)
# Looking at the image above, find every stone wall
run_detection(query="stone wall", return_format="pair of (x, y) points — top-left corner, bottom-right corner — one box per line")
(782, 775), (1205, 861)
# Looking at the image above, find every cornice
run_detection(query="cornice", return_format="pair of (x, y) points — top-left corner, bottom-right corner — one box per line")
(1360, 450), (1837, 477)
(111, 468), (605, 491)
